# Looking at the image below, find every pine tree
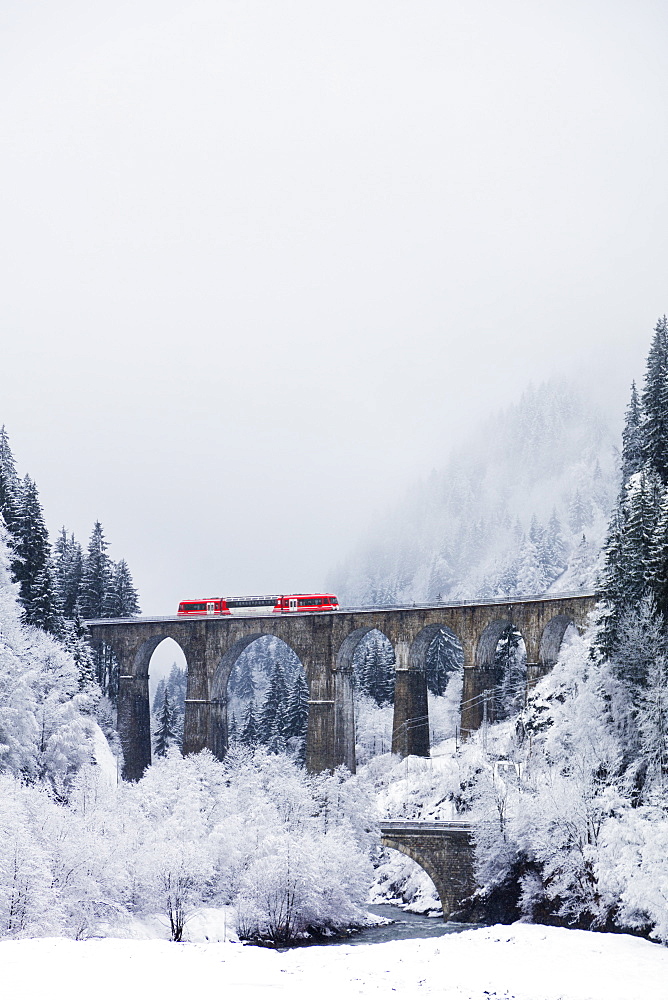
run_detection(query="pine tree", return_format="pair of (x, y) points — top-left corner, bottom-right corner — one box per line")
(241, 699), (259, 744)
(152, 677), (167, 714)
(571, 534), (593, 589)
(621, 381), (644, 483)
(286, 672), (309, 741)
(166, 663), (187, 715)
(567, 489), (594, 534)
(649, 492), (668, 622)
(259, 662), (289, 750)
(544, 509), (568, 577)
(153, 691), (179, 756)
(228, 711), (238, 743)
(104, 559), (140, 618)
(62, 615), (99, 704)
(234, 656), (256, 703)
(0, 425), (20, 534)
(636, 654), (668, 792)
(516, 534), (547, 595)
(12, 476), (60, 631)
(79, 522), (112, 620)
(28, 560), (64, 635)
(54, 528), (83, 618)
(641, 315), (668, 483)
(426, 629), (461, 696)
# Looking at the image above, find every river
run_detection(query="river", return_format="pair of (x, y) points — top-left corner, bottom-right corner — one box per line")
(275, 904), (478, 949)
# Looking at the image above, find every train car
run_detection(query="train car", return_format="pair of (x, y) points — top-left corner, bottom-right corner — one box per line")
(177, 594), (340, 616)
(177, 598), (231, 616)
(272, 594), (339, 613)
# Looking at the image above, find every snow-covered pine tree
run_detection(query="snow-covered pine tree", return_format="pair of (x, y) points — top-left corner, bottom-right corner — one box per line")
(570, 534), (593, 589)
(228, 711), (238, 743)
(425, 628), (461, 696)
(241, 699), (259, 744)
(515, 534), (547, 595)
(165, 664), (187, 715)
(260, 662), (290, 751)
(104, 559), (140, 618)
(493, 624), (526, 718)
(79, 522), (112, 620)
(621, 381), (644, 483)
(54, 528), (83, 618)
(12, 476), (61, 632)
(286, 672), (309, 742)
(641, 315), (668, 483)
(153, 691), (179, 756)
(543, 508), (568, 578)
(152, 677), (166, 714)
(567, 489), (594, 534)
(28, 560), (64, 636)
(0, 425), (20, 535)
(234, 655), (256, 703)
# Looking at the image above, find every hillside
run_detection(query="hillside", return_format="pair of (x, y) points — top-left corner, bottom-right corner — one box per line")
(332, 382), (618, 605)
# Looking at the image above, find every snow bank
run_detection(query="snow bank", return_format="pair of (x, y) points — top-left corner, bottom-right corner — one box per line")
(2, 923), (665, 1000)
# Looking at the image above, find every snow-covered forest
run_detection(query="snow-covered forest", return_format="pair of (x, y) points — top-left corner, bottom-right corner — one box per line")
(332, 381), (618, 605)
(2, 321), (668, 951)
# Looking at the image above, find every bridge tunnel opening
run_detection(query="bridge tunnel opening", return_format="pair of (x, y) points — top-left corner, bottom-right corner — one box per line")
(147, 637), (188, 757)
(223, 635), (309, 762)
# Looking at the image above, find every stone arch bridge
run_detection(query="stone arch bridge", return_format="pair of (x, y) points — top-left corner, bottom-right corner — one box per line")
(86, 593), (596, 780)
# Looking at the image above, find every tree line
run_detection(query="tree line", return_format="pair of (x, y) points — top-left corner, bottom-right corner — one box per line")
(0, 426), (140, 700)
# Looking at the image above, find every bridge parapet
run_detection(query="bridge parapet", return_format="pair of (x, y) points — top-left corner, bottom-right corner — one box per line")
(380, 820), (476, 920)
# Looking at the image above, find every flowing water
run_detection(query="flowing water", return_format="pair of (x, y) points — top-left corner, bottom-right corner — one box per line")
(271, 904), (477, 949)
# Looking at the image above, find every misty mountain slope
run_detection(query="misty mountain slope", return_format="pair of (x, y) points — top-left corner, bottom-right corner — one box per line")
(332, 382), (618, 605)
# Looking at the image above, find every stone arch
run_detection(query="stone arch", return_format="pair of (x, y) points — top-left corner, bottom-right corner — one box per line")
(132, 634), (175, 677)
(540, 614), (577, 668)
(382, 843), (445, 910)
(462, 618), (530, 732)
(409, 623), (464, 675)
(336, 626), (394, 673)
(475, 618), (516, 667)
(379, 826), (476, 920)
(209, 632), (308, 761)
(409, 624), (464, 746)
(118, 633), (191, 781)
(334, 626), (396, 766)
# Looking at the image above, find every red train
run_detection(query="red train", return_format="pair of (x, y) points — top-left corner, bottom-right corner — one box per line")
(177, 594), (339, 616)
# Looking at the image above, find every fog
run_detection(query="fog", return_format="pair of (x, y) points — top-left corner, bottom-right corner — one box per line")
(1, 0), (667, 613)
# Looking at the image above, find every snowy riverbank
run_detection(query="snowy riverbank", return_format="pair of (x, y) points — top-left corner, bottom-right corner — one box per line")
(3, 923), (666, 1000)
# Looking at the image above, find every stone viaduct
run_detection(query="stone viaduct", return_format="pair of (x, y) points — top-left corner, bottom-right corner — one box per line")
(86, 592), (596, 781)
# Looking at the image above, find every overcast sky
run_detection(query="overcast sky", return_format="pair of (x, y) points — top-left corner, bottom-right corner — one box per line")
(1, 0), (667, 615)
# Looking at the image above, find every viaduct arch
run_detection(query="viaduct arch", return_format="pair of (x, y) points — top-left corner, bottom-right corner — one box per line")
(86, 593), (597, 780)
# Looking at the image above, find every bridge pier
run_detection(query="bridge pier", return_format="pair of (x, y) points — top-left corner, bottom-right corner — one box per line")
(392, 639), (429, 758)
(117, 672), (151, 781)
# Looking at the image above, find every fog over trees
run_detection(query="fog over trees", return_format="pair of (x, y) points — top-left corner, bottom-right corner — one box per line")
(332, 381), (618, 605)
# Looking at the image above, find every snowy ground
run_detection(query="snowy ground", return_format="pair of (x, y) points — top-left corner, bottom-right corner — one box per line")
(3, 923), (666, 1000)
